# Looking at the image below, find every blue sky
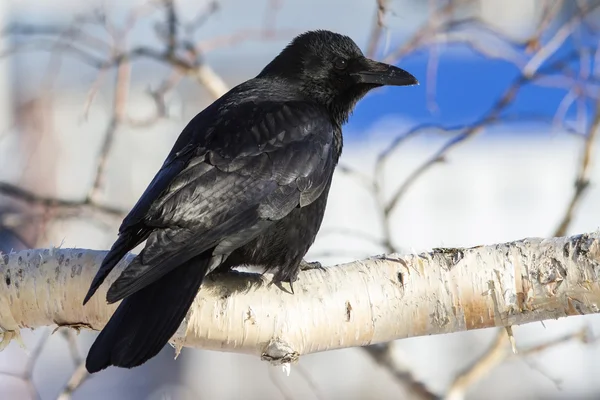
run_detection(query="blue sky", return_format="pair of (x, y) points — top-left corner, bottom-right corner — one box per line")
(347, 38), (596, 138)
(6, 0), (597, 142)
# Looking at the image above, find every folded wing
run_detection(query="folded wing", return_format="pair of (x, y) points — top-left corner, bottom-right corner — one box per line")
(84, 100), (336, 304)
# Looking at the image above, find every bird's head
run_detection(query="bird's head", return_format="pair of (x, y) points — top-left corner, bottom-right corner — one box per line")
(257, 30), (418, 124)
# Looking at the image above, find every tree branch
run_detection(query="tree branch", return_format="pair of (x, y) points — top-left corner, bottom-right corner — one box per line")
(1, 233), (599, 365)
(554, 99), (600, 236)
(0, 181), (125, 217)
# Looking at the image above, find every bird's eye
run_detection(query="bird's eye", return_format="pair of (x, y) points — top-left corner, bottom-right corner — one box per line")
(333, 58), (348, 70)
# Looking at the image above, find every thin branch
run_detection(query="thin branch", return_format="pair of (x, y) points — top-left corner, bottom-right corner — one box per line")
(182, 1), (220, 35)
(444, 326), (594, 400)
(523, 1), (600, 78)
(86, 58), (130, 203)
(382, 1), (456, 63)
(267, 365), (294, 400)
(192, 28), (297, 54)
(445, 330), (508, 400)
(60, 329), (83, 366)
(81, 65), (110, 120)
(372, 112), (583, 183)
(364, 343), (438, 400)
(365, 0), (388, 58)
(295, 363), (326, 400)
(525, 0), (565, 52)
(0, 182), (125, 217)
(5, 23), (111, 53)
(190, 63), (229, 99)
(553, 99), (600, 236)
(163, 0), (177, 57)
(0, 329), (50, 400)
(383, 50), (580, 216)
(56, 363), (88, 400)
(425, 0), (442, 114)
(123, 71), (182, 128)
(336, 164), (376, 192)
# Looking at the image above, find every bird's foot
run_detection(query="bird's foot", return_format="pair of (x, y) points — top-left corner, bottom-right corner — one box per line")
(274, 276), (297, 295)
(273, 261), (325, 295)
(299, 259), (325, 272)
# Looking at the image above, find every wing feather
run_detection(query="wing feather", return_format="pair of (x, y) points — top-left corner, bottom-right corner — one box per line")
(90, 99), (337, 302)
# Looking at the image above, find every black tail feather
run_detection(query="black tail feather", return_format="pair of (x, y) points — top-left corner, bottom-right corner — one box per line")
(83, 230), (147, 305)
(85, 253), (210, 373)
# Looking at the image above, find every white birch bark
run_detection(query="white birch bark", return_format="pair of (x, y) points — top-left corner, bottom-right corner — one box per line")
(0, 232), (599, 363)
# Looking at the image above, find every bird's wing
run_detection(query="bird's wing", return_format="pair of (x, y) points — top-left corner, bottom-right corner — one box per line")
(90, 100), (336, 303)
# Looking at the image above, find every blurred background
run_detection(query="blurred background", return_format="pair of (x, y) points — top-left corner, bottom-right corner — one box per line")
(0, 0), (599, 399)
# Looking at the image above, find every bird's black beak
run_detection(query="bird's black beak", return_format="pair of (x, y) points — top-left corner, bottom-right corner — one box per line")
(353, 58), (418, 87)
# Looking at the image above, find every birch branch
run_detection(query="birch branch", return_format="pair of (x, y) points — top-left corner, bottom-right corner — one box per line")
(1, 232), (599, 364)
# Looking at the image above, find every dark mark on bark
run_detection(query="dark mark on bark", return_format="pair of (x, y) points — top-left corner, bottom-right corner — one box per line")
(397, 272), (404, 287)
(432, 247), (465, 267)
(563, 242), (571, 259)
(573, 233), (593, 257)
(345, 301), (352, 322)
(70, 263), (83, 278)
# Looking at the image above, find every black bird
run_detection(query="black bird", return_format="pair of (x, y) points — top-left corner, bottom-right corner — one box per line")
(83, 29), (417, 373)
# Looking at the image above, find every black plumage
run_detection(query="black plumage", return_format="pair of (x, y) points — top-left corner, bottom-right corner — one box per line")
(83, 29), (417, 373)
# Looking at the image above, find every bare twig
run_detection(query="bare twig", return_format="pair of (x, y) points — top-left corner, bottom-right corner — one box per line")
(191, 63), (229, 99)
(445, 326), (594, 400)
(384, 50), (582, 216)
(445, 330), (508, 400)
(81, 65), (110, 120)
(365, 343), (438, 400)
(193, 28), (297, 54)
(56, 363), (89, 400)
(55, 329), (89, 400)
(0, 182), (124, 217)
(60, 329), (83, 366)
(382, 1), (456, 63)
(124, 71), (182, 128)
(267, 365), (294, 400)
(523, 1), (600, 77)
(444, 68), (599, 399)
(296, 363), (326, 400)
(554, 99), (600, 236)
(183, 1), (220, 35)
(0, 329), (50, 400)
(365, 0), (388, 58)
(521, 327), (594, 354)
(86, 58), (130, 203)
(525, 1), (565, 53)
(163, 0), (178, 57)
(425, 0), (442, 113)
(331, 4), (600, 398)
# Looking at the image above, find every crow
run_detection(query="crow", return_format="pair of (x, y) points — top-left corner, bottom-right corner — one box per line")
(83, 29), (417, 373)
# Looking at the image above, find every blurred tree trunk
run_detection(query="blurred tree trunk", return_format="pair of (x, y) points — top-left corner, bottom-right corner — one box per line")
(0, 95), (58, 251)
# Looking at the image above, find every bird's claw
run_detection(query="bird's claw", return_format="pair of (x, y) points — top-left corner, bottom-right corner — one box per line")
(299, 260), (325, 272)
(274, 277), (296, 295)
(273, 260), (324, 295)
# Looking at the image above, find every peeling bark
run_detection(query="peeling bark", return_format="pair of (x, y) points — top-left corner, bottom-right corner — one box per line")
(0, 233), (599, 363)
